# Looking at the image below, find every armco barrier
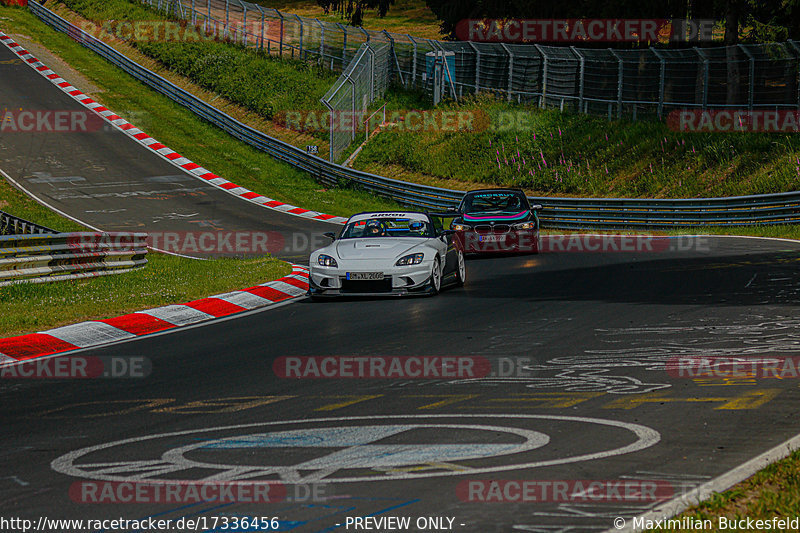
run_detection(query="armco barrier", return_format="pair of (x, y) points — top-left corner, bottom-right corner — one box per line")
(25, 1), (800, 229)
(0, 210), (57, 236)
(0, 232), (148, 286)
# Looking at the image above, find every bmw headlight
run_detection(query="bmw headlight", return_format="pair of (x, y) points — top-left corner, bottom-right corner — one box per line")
(452, 223), (471, 231)
(317, 254), (338, 267)
(396, 253), (424, 266)
(513, 222), (536, 230)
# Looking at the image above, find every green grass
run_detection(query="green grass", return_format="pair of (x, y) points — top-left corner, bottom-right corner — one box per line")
(49, 0), (800, 202)
(0, 5), (399, 216)
(251, 0), (445, 39)
(354, 94), (800, 199)
(653, 449), (800, 532)
(1, 156), (292, 338)
(61, 0), (337, 133)
(0, 254), (290, 337)
(0, 4), (338, 338)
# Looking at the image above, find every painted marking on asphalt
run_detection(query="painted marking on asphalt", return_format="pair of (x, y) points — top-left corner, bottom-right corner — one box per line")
(163, 423), (549, 482)
(38, 399), (175, 418)
(482, 393), (605, 409)
(314, 395), (384, 412)
(33, 389), (785, 419)
(409, 394), (480, 410)
(0, 476), (28, 486)
(602, 389), (781, 410)
(152, 396), (295, 414)
(51, 415), (661, 484)
(693, 378), (757, 386)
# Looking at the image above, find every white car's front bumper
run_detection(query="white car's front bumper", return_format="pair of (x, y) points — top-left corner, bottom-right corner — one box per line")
(309, 259), (435, 296)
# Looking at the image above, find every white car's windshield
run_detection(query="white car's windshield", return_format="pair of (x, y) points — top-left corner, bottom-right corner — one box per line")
(340, 217), (435, 239)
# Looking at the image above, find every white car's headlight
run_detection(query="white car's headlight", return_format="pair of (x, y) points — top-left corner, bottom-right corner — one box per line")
(452, 223), (471, 231)
(317, 254), (338, 267)
(513, 222), (536, 230)
(396, 253), (424, 266)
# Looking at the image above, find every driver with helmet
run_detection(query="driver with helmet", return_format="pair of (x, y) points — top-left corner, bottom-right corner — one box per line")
(365, 219), (387, 237)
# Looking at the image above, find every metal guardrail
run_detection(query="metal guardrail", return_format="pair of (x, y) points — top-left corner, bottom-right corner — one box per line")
(0, 210), (58, 236)
(27, 1), (800, 229)
(0, 232), (148, 286)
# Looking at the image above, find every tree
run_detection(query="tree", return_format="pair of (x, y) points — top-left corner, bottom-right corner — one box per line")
(317, 0), (395, 27)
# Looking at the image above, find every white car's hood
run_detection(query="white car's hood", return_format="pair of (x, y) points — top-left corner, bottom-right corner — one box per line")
(334, 238), (428, 260)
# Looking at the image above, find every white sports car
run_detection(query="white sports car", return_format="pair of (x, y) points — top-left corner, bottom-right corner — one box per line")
(308, 211), (466, 298)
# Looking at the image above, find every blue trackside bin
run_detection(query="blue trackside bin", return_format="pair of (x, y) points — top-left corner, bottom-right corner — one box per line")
(424, 50), (456, 85)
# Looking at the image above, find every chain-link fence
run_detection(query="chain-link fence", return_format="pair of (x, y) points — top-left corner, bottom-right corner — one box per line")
(321, 41), (391, 162)
(144, 0), (800, 123)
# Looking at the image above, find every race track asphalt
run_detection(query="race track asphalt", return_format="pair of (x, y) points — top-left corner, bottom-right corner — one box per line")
(3, 27), (800, 533)
(0, 43), (335, 262)
(2, 236), (799, 532)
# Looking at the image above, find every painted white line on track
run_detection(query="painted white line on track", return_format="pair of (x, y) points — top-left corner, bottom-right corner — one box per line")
(51, 414), (661, 483)
(609, 430), (800, 532)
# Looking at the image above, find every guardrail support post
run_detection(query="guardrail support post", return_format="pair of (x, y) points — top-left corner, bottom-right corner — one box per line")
(191, 0), (195, 25)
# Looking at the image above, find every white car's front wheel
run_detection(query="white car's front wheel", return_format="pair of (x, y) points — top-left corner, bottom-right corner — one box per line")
(429, 257), (442, 295)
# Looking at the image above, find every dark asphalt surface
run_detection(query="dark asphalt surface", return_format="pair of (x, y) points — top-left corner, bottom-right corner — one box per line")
(2, 237), (800, 532)
(0, 43), (335, 262)
(4, 29), (800, 533)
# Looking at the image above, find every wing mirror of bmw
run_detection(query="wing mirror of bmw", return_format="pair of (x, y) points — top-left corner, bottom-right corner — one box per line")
(323, 232), (337, 241)
(439, 229), (456, 240)
(530, 204), (543, 211)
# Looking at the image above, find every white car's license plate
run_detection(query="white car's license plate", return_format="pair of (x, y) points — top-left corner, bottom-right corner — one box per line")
(479, 234), (506, 242)
(347, 272), (384, 281)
